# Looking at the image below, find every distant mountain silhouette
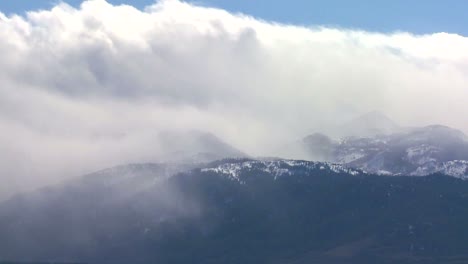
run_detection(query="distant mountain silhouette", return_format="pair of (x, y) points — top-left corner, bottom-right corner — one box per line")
(155, 130), (247, 162)
(334, 111), (401, 138)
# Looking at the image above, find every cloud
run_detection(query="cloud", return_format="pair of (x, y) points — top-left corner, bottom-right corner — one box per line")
(0, 0), (467, 198)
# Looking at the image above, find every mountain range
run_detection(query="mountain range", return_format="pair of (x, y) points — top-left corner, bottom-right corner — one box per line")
(289, 112), (468, 178)
(1, 112), (468, 263)
(2, 159), (468, 263)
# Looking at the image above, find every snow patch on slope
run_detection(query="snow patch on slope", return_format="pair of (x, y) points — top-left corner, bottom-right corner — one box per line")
(405, 144), (440, 165)
(437, 160), (468, 179)
(201, 159), (362, 182)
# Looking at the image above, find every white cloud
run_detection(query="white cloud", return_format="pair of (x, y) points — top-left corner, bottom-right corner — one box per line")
(0, 0), (467, 198)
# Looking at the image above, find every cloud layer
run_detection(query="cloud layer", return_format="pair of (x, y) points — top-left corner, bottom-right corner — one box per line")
(1, 0), (467, 198)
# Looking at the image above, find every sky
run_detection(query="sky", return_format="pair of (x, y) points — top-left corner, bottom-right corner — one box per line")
(0, 0), (467, 198)
(1, 0), (467, 36)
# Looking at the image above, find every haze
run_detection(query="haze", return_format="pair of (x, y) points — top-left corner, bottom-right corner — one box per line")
(1, 0), (467, 199)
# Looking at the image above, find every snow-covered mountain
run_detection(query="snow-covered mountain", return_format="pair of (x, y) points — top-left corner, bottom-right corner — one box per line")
(296, 114), (468, 178)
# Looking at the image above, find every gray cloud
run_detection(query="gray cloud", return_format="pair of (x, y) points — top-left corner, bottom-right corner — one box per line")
(0, 0), (467, 198)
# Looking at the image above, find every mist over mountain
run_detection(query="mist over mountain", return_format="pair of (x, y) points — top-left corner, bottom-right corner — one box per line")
(333, 111), (402, 138)
(156, 130), (247, 163)
(0, 127), (248, 201)
(1, 1), (468, 263)
(1, 0), (468, 198)
(1, 108), (467, 263)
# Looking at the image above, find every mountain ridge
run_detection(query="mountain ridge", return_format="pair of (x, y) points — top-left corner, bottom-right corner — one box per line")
(2, 158), (468, 263)
(294, 112), (468, 177)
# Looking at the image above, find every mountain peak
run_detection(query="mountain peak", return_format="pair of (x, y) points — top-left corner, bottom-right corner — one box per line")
(156, 130), (247, 162)
(349, 111), (398, 128)
(339, 111), (400, 138)
(409, 125), (467, 142)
